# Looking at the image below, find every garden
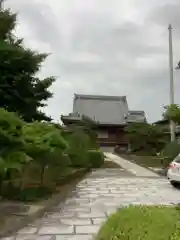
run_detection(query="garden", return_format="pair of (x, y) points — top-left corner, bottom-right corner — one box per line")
(0, 3), (105, 203)
(0, 108), (104, 202)
(115, 111), (180, 171)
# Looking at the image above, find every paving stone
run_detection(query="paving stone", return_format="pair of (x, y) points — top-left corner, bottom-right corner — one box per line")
(77, 211), (106, 218)
(38, 225), (74, 235)
(15, 236), (54, 240)
(55, 235), (93, 240)
(18, 227), (38, 234)
(40, 219), (61, 226)
(61, 207), (91, 213)
(48, 213), (74, 219)
(60, 218), (92, 225)
(92, 218), (106, 225)
(55, 212), (75, 218)
(75, 225), (100, 234)
(1, 237), (15, 240)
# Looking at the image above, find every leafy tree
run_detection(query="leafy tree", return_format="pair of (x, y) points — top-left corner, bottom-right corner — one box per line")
(67, 116), (98, 149)
(23, 122), (68, 184)
(0, 2), (55, 122)
(0, 108), (31, 190)
(66, 129), (91, 167)
(125, 122), (168, 155)
(163, 104), (180, 124)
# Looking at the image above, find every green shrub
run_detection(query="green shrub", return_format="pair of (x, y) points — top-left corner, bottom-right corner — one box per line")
(60, 153), (72, 167)
(88, 150), (104, 168)
(22, 121), (68, 184)
(67, 130), (91, 168)
(68, 152), (89, 168)
(0, 108), (24, 149)
(161, 141), (180, 165)
(96, 206), (180, 240)
(1, 185), (53, 202)
(0, 109), (31, 187)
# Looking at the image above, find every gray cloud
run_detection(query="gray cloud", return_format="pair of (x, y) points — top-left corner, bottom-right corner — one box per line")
(5, 0), (180, 122)
(8, 0), (62, 47)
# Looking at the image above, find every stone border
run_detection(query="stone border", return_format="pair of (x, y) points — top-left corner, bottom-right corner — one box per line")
(1, 169), (88, 238)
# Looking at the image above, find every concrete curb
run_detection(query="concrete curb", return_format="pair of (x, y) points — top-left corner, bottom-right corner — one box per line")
(1, 169), (88, 238)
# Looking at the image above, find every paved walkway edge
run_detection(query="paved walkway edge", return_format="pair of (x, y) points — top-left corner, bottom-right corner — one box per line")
(104, 153), (160, 177)
(1, 169), (88, 239)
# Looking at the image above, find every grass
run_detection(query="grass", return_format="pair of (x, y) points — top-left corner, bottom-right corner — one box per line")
(96, 205), (180, 240)
(120, 154), (164, 168)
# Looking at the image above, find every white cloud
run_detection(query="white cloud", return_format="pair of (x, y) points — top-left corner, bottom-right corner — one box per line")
(5, 0), (180, 122)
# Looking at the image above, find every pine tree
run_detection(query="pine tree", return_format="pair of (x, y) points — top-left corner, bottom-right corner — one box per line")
(0, 1), (55, 121)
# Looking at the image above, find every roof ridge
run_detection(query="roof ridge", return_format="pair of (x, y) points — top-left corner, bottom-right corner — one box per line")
(129, 110), (145, 113)
(74, 93), (126, 101)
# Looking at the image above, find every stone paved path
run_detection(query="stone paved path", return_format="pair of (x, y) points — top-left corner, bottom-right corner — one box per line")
(3, 157), (180, 240)
(105, 153), (159, 177)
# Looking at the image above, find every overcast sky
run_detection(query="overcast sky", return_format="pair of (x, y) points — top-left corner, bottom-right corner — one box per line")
(5, 0), (180, 123)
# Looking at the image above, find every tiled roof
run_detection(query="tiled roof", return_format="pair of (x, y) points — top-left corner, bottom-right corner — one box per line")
(125, 110), (146, 123)
(73, 94), (129, 124)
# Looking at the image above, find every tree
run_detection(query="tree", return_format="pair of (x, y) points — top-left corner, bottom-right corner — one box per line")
(163, 104), (180, 124)
(0, 3), (55, 122)
(0, 108), (32, 190)
(68, 116), (98, 149)
(125, 122), (168, 155)
(23, 122), (68, 185)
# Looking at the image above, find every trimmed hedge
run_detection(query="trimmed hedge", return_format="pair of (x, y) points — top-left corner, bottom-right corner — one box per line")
(161, 141), (180, 166)
(68, 152), (89, 168)
(88, 150), (104, 168)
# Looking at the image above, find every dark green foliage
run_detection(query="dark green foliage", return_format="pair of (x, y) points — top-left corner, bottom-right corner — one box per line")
(88, 150), (104, 168)
(61, 154), (72, 167)
(67, 130), (91, 168)
(23, 122), (68, 160)
(0, 4), (55, 122)
(2, 185), (53, 202)
(23, 122), (68, 184)
(161, 141), (180, 165)
(125, 122), (168, 155)
(0, 109), (31, 183)
(163, 104), (180, 124)
(0, 108), (24, 149)
(68, 116), (98, 149)
(68, 153), (89, 168)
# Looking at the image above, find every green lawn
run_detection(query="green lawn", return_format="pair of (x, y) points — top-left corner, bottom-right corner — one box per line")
(96, 206), (180, 240)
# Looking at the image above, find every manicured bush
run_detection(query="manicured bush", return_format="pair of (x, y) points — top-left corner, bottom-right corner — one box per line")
(60, 153), (72, 167)
(88, 150), (104, 168)
(1, 185), (53, 202)
(68, 152), (89, 168)
(161, 141), (180, 165)
(96, 206), (180, 240)
(22, 121), (69, 184)
(0, 108), (101, 201)
(66, 130), (91, 168)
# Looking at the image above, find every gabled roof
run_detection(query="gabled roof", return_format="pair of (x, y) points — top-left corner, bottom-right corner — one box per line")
(125, 110), (146, 123)
(73, 94), (129, 125)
